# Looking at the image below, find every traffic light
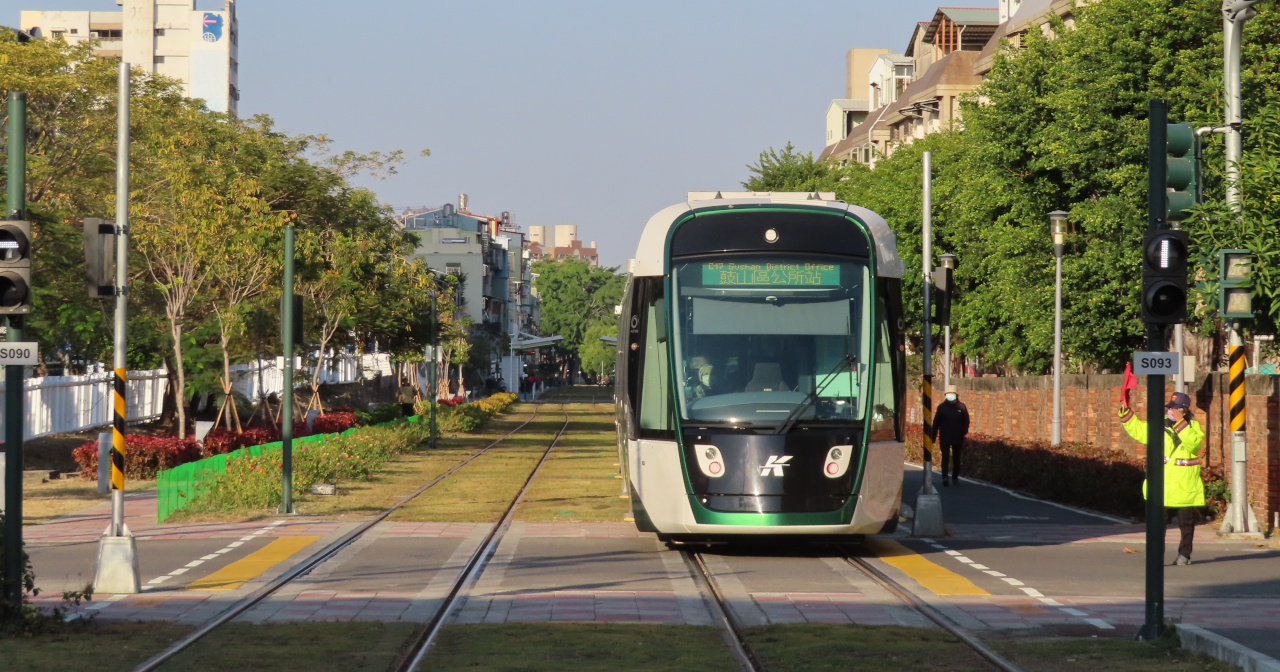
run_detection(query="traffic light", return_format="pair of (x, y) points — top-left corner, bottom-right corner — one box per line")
(83, 217), (116, 298)
(0, 220), (32, 315)
(932, 265), (953, 326)
(1166, 122), (1196, 222)
(1219, 249), (1252, 319)
(1141, 229), (1189, 324)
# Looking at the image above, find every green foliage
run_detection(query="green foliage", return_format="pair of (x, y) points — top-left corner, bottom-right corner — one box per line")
(355, 403), (405, 426)
(185, 422), (433, 513)
(578, 324), (617, 378)
(745, 0), (1280, 373)
(531, 258), (624, 365)
(743, 143), (862, 192)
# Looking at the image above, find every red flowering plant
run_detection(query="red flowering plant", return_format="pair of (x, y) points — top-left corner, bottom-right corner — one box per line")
(72, 434), (202, 480)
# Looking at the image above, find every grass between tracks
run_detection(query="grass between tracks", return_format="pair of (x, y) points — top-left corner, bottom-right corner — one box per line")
(0, 620), (415, 672)
(515, 402), (631, 523)
(424, 624), (739, 671)
(745, 624), (1237, 672)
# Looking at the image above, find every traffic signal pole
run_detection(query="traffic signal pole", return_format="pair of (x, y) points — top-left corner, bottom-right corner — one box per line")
(280, 224), (295, 514)
(93, 62), (140, 595)
(1139, 99), (1169, 641)
(3, 91), (26, 613)
(920, 151), (935, 495)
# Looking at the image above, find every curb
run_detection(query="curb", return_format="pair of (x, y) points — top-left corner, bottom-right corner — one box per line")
(1177, 624), (1280, 672)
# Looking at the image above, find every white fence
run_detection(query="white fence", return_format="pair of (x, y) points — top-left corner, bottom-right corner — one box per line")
(229, 353), (395, 401)
(0, 368), (168, 441)
(0, 352), (395, 442)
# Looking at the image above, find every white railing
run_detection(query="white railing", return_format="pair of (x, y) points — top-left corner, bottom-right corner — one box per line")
(229, 352), (394, 401)
(0, 368), (168, 441)
(0, 352), (395, 442)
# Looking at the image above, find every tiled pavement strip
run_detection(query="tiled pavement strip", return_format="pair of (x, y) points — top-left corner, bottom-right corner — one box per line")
(29, 494), (1272, 632)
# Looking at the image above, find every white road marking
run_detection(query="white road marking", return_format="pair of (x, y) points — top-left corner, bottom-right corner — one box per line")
(139, 521), (285, 593)
(922, 542), (1114, 630)
(200, 554), (219, 560)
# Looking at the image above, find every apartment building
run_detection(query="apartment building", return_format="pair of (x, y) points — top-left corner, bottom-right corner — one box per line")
(822, 6), (998, 167)
(20, 0), (239, 115)
(526, 224), (599, 267)
(823, 48), (889, 148)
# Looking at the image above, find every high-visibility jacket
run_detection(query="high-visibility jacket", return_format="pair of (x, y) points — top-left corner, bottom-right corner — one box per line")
(1119, 407), (1205, 508)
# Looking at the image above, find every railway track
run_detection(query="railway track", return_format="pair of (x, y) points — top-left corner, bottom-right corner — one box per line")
(133, 394), (576, 672)
(681, 543), (1029, 672)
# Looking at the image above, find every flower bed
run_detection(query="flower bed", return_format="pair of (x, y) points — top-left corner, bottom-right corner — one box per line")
(182, 421), (432, 514)
(904, 424), (1148, 519)
(416, 392), (518, 434)
(71, 413), (360, 480)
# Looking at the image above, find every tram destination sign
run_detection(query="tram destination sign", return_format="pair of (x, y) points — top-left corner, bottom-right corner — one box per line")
(703, 262), (839, 287)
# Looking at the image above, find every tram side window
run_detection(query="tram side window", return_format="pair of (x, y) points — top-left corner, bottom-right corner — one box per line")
(638, 284), (673, 437)
(869, 297), (898, 442)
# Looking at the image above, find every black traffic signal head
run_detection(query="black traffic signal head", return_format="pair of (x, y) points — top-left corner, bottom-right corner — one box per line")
(1166, 122), (1197, 221)
(932, 265), (953, 326)
(1141, 229), (1188, 324)
(83, 217), (116, 298)
(0, 221), (32, 315)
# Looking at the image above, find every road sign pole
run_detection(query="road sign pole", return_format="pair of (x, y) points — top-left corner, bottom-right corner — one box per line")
(921, 151), (934, 493)
(93, 63), (141, 595)
(3, 91), (26, 613)
(280, 224), (295, 514)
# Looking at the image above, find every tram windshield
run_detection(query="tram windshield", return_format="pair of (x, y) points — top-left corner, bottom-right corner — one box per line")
(671, 256), (872, 429)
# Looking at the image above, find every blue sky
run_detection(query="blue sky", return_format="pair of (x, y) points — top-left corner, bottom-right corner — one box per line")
(16, 1), (958, 265)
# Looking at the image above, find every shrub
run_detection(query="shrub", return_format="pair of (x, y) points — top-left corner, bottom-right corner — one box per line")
(185, 421), (433, 513)
(354, 403), (402, 426)
(72, 434), (202, 481)
(905, 424), (1148, 519)
(415, 392), (517, 435)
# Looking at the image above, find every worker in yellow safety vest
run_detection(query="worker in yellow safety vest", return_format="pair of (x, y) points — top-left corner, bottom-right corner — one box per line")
(1119, 391), (1205, 566)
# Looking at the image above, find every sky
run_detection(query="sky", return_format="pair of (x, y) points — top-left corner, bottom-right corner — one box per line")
(15, 0), (957, 266)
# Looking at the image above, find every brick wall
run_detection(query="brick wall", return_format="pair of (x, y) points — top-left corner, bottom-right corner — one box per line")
(905, 374), (1280, 527)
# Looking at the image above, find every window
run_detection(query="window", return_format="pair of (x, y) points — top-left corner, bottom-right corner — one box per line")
(670, 256), (871, 429)
(155, 28), (166, 36)
(69, 28), (78, 34)
(637, 280), (672, 436)
(869, 296), (899, 442)
(154, 56), (166, 64)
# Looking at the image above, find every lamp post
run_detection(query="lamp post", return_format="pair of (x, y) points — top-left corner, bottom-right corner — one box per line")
(1049, 211), (1068, 446)
(939, 253), (957, 390)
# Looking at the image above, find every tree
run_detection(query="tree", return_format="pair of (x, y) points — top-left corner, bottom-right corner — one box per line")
(531, 257), (624, 370)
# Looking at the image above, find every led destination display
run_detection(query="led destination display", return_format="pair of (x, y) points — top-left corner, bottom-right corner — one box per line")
(702, 262), (840, 287)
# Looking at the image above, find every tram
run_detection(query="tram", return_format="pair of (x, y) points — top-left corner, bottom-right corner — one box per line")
(614, 192), (906, 539)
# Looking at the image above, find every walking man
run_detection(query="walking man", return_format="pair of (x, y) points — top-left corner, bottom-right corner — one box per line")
(931, 384), (970, 486)
(397, 377), (417, 419)
(1120, 391), (1205, 565)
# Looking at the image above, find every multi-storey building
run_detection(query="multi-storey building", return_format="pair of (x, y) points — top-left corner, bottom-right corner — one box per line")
(526, 224), (599, 267)
(822, 6), (998, 167)
(20, 0), (239, 115)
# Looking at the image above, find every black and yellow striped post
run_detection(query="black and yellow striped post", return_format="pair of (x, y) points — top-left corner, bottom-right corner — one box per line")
(110, 367), (126, 514)
(1223, 322), (1258, 534)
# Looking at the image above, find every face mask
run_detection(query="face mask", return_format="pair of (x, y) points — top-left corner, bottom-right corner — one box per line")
(1166, 409), (1180, 422)
(945, 394), (957, 402)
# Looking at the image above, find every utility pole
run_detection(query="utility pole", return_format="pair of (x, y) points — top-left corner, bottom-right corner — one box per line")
(93, 63), (140, 594)
(913, 151), (944, 537)
(280, 224), (295, 514)
(1219, 0), (1264, 537)
(3, 91), (26, 612)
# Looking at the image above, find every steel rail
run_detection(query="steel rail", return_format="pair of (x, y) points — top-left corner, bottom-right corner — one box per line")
(843, 552), (1029, 672)
(397, 406), (571, 671)
(681, 550), (764, 672)
(132, 397), (567, 672)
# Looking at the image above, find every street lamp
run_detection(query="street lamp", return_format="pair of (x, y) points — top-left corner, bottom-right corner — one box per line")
(939, 253), (957, 389)
(1049, 210), (1068, 446)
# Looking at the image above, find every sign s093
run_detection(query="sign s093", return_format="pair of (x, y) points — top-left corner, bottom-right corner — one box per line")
(1133, 352), (1180, 375)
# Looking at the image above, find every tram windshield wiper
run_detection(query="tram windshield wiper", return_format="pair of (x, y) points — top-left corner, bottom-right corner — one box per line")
(774, 354), (854, 436)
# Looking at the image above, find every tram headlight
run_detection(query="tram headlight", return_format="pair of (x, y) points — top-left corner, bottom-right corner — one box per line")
(824, 445), (853, 479)
(695, 444), (725, 479)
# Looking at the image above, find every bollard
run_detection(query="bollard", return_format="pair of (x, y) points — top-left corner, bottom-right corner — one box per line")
(97, 432), (111, 494)
(913, 462), (945, 537)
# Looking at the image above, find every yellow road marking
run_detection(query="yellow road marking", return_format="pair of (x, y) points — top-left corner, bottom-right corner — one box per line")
(187, 536), (320, 591)
(865, 538), (989, 596)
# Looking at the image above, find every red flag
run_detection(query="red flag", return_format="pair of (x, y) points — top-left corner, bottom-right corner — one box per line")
(1123, 362), (1138, 408)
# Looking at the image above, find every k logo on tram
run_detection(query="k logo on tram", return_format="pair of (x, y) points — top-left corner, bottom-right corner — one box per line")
(759, 455), (793, 477)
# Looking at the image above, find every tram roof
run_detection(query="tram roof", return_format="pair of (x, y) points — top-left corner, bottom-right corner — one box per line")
(628, 192), (904, 279)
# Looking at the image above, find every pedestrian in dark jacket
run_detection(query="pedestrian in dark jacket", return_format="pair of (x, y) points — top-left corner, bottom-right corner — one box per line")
(931, 384), (971, 486)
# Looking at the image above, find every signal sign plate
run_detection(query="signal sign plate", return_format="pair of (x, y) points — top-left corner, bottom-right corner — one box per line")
(1133, 351), (1180, 375)
(0, 343), (38, 366)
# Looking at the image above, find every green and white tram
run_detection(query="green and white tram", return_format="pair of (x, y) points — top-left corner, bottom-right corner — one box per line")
(614, 192), (906, 540)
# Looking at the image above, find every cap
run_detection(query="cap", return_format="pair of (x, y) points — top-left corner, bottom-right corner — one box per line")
(945, 385), (958, 395)
(1165, 392), (1191, 410)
